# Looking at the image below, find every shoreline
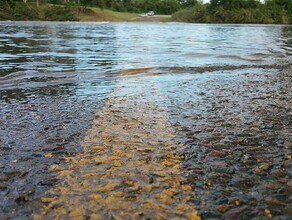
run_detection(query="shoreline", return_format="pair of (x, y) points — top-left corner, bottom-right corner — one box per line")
(0, 15), (172, 23)
(2, 20), (292, 26)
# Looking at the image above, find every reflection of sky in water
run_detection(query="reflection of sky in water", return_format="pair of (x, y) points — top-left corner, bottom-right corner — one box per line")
(0, 22), (291, 98)
(111, 23), (288, 69)
(0, 22), (291, 76)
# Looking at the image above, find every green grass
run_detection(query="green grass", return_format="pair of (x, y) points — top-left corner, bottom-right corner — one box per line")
(0, 3), (143, 22)
(90, 7), (138, 21)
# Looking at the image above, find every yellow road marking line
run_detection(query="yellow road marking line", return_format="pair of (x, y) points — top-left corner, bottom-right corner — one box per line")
(35, 77), (200, 220)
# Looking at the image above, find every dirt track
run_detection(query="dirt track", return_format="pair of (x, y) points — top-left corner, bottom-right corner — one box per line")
(128, 15), (172, 22)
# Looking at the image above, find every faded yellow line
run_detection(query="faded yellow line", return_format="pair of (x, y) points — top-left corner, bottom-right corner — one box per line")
(35, 77), (201, 220)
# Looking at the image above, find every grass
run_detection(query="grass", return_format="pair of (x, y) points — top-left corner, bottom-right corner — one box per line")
(0, 3), (162, 22)
(93, 8), (138, 20)
(77, 7), (138, 21)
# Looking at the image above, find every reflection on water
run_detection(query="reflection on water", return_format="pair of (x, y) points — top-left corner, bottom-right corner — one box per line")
(281, 26), (292, 55)
(0, 22), (292, 95)
(0, 22), (291, 142)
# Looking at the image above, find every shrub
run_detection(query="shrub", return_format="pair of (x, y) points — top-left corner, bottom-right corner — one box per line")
(14, 2), (40, 20)
(172, 5), (209, 23)
(44, 5), (78, 21)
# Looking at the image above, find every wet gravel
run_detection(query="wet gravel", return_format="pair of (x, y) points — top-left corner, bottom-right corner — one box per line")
(164, 68), (292, 219)
(0, 85), (107, 219)
(0, 65), (291, 219)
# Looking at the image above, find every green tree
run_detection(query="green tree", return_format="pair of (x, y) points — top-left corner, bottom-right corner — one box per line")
(180, 0), (198, 8)
(158, 0), (180, 14)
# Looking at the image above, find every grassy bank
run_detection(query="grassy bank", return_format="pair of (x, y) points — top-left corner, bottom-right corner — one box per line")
(77, 7), (138, 22)
(0, 2), (138, 21)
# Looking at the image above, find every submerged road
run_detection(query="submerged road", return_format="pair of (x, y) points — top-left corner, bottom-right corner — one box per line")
(35, 73), (201, 219)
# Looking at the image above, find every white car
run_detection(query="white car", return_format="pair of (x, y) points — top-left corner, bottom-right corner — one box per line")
(147, 11), (155, 16)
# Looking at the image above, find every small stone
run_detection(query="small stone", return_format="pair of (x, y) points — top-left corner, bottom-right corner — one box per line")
(123, 180), (135, 186)
(264, 208), (272, 218)
(230, 177), (253, 188)
(182, 185), (193, 191)
(15, 195), (28, 205)
(234, 199), (240, 206)
(265, 183), (281, 190)
(212, 144), (227, 150)
(254, 167), (266, 176)
(0, 214), (9, 220)
(40, 178), (58, 186)
(49, 164), (64, 172)
(222, 206), (247, 220)
(265, 197), (285, 207)
(88, 194), (103, 203)
(89, 214), (103, 220)
(217, 204), (229, 213)
(0, 183), (7, 191)
(270, 169), (287, 178)
(259, 163), (270, 171)
(31, 153), (43, 158)
(42, 145), (64, 152)
(206, 127), (214, 132)
(233, 139), (243, 145)
(24, 184), (35, 195)
(3, 169), (21, 178)
(133, 212), (144, 218)
(209, 150), (226, 157)
(283, 141), (292, 149)
(0, 173), (9, 181)
(0, 147), (11, 151)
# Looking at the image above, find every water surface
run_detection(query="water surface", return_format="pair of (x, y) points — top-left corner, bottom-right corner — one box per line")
(0, 22), (291, 92)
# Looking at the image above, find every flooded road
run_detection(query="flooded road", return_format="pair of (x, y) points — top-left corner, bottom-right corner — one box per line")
(37, 76), (200, 219)
(0, 22), (291, 83)
(0, 22), (292, 219)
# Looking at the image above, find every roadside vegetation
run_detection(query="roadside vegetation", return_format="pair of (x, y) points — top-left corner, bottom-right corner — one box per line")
(173, 0), (292, 24)
(0, 0), (292, 24)
(0, 0), (138, 21)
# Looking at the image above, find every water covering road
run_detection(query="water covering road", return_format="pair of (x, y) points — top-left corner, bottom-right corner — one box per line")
(0, 22), (291, 219)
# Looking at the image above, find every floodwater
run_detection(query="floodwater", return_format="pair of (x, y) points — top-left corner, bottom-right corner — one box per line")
(0, 22), (291, 90)
(0, 22), (292, 219)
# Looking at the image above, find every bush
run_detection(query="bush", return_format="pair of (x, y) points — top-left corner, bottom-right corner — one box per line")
(172, 5), (209, 23)
(173, 3), (292, 24)
(14, 2), (40, 20)
(0, 1), (13, 20)
(44, 6), (78, 21)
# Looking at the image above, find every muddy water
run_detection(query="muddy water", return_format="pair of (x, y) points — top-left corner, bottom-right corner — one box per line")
(0, 22), (292, 219)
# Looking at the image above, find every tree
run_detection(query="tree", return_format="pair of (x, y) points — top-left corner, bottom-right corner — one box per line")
(158, 0), (180, 14)
(180, 0), (198, 8)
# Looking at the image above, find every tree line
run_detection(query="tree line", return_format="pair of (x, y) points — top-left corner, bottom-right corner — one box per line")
(173, 0), (292, 24)
(0, 0), (182, 21)
(0, 0), (182, 14)
(49, 0), (182, 14)
(0, 0), (77, 20)
(1, 0), (292, 23)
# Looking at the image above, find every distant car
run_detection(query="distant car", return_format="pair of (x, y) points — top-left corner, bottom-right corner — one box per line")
(147, 11), (155, 16)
